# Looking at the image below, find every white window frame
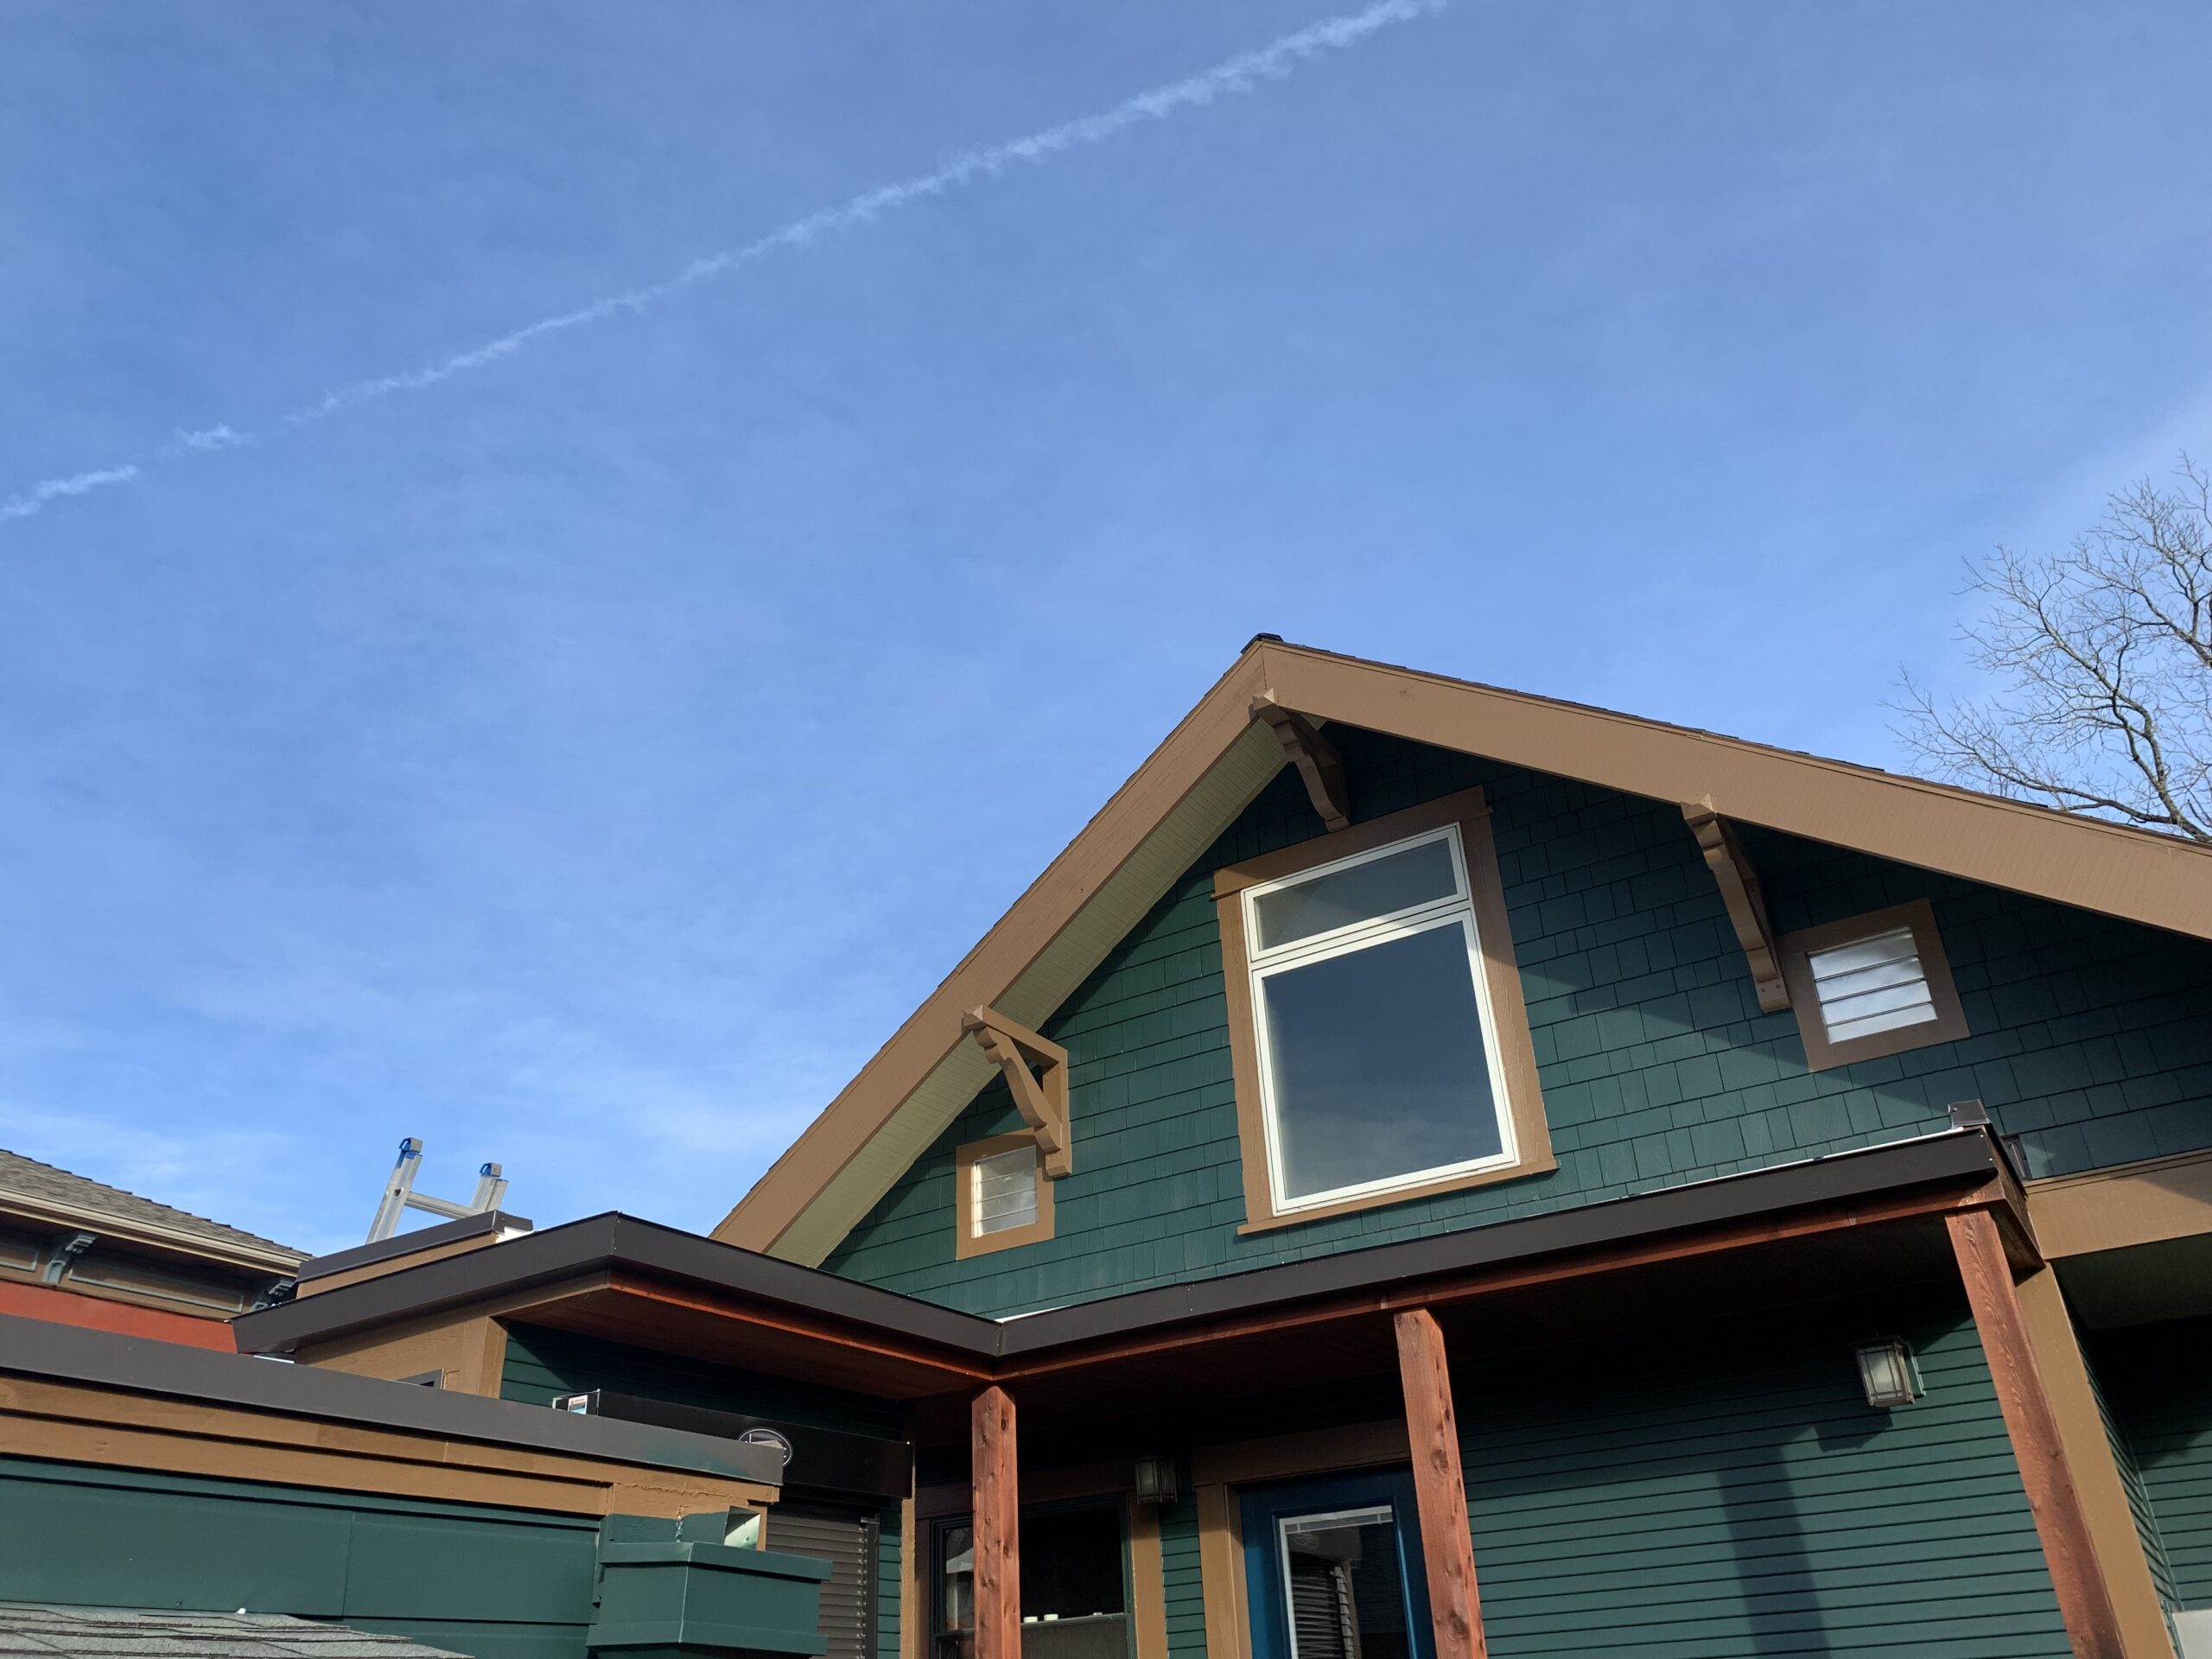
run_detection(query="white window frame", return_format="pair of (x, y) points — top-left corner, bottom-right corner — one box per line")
(1240, 823), (1522, 1217)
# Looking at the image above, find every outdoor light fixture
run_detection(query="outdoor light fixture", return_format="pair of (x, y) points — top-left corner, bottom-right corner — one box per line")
(1853, 1338), (1921, 1408)
(1133, 1453), (1179, 1505)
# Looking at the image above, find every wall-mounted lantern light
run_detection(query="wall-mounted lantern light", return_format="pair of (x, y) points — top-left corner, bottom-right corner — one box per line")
(1853, 1338), (1921, 1408)
(1133, 1453), (1179, 1505)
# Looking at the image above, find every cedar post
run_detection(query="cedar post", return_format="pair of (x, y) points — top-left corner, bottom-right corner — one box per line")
(1394, 1307), (1488, 1659)
(1947, 1210), (2126, 1659)
(972, 1385), (1021, 1659)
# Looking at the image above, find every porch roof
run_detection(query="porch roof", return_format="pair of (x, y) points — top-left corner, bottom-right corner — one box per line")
(236, 1128), (2028, 1435)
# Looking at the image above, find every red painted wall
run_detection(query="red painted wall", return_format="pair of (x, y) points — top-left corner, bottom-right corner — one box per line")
(0, 1278), (238, 1350)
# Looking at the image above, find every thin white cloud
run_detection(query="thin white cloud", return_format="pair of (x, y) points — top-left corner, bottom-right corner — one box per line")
(0, 462), (143, 522)
(1, 0), (1442, 526)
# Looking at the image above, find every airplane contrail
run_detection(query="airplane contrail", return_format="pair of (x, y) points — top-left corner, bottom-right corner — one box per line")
(3, 0), (1443, 526)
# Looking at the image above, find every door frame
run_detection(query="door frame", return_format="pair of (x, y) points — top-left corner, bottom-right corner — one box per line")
(1238, 1469), (1434, 1659)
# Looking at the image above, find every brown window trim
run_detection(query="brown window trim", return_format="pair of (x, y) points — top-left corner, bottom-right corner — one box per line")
(1212, 785), (1554, 1235)
(1777, 898), (1968, 1073)
(954, 1133), (1054, 1259)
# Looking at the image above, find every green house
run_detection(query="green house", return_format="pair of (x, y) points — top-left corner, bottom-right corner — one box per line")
(214, 640), (2212, 1657)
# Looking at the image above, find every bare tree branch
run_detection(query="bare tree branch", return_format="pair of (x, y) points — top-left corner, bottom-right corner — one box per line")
(1893, 454), (2212, 844)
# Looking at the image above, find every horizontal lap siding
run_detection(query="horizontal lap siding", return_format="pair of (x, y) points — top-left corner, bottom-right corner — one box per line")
(2093, 1315), (2212, 1609)
(1159, 1500), (1207, 1659)
(880, 1503), (905, 1659)
(825, 728), (2212, 1318)
(1459, 1297), (2069, 1656)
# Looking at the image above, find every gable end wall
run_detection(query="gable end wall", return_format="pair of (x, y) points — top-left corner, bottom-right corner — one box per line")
(824, 728), (2212, 1318)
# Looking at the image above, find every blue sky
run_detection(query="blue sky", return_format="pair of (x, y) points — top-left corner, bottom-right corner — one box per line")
(3, 2), (2209, 1257)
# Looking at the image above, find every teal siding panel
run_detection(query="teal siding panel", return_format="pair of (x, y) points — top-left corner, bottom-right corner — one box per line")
(1158, 1501), (1206, 1659)
(0, 1455), (597, 1659)
(2094, 1316), (2212, 1608)
(1456, 1295), (2070, 1656)
(501, 1322), (904, 1438)
(825, 727), (2212, 1318)
(878, 1502), (903, 1659)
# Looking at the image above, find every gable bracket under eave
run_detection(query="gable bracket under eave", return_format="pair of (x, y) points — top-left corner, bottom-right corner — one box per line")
(1252, 692), (1351, 831)
(1681, 804), (1790, 1014)
(961, 1007), (1072, 1178)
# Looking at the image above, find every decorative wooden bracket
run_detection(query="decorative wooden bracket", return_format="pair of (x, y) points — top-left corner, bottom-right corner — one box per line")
(1681, 804), (1789, 1013)
(961, 1007), (1071, 1178)
(1253, 693), (1351, 831)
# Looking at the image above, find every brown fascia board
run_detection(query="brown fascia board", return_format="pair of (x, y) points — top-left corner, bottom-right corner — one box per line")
(715, 639), (2212, 1257)
(295, 1211), (535, 1285)
(0, 1310), (786, 1487)
(1255, 642), (2212, 938)
(235, 1133), (2010, 1374)
(234, 1211), (1005, 1361)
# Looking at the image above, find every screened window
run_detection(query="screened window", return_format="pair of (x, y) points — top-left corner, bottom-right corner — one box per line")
(1805, 926), (1936, 1044)
(974, 1146), (1039, 1235)
(955, 1133), (1053, 1257)
(1777, 899), (1967, 1072)
(1241, 826), (1518, 1213)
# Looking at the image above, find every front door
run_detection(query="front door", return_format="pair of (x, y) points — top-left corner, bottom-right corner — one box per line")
(1241, 1471), (1433, 1659)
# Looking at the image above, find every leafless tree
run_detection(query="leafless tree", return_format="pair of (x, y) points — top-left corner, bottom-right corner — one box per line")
(1896, 455), (2212, 843)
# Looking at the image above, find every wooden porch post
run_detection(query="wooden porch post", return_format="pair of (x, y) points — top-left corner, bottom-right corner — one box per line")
(972, 1385), (1021, 1659)
(1947, 1209), (2126, 1659)
(1393, 1307), (1488, 1659)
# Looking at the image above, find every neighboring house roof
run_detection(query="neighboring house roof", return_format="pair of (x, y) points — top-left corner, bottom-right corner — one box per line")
(0, 1604), (463, 1659)
(716, 637), (2212, 1264)
(0, 1148), (304, 1271)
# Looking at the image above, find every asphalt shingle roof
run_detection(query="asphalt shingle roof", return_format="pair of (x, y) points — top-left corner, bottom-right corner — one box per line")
(0, 1149), (302, 1262)
(0, 1605), (463, 1659)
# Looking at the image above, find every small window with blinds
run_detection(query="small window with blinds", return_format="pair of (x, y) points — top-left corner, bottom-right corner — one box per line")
(1778, 899), (1968, 1072)
(956, 1133), (1052, 1257)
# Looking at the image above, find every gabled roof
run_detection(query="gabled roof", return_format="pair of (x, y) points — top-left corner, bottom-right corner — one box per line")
(0, 1147), (304, 1270)
(716, 638), (2212, 1264)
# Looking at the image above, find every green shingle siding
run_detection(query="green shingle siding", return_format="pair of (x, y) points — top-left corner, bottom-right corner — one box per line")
(825, 728), (2212, 1318)
(1158, 1501), (1206, 1659)
(502, 1322), (904, 1439)
(2094, 1316), (2212, 1609)
(0, 1454), (598, 1659)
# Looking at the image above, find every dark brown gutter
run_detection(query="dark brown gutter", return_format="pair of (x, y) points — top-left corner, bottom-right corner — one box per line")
(236, 1129), (2012, 1368)
(0, 1312), (785, 1486)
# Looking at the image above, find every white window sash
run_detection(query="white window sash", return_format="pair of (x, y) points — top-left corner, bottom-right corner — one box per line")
(1243, 826), (1471, 968)
(1243, 829), (1521, 1214)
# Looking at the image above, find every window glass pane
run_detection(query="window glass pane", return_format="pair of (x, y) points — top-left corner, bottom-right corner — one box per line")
(938, 1524), (974, 1659)
(1253, 839), (1459, 953)
(974, 1147), (1038, 1235)
(1808, 927), (1938, 1042)
(1280, 1507), (1411, 1659)
(936, 1509), (1127, 1659)
(1259, 922), (1503, 1202)
(1021, 1506), (1126, 1619)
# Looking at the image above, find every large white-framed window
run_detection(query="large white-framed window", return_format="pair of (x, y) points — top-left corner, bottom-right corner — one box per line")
(1241, 824), (1520, 1215)
(1213, 785), (1554, 1233)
